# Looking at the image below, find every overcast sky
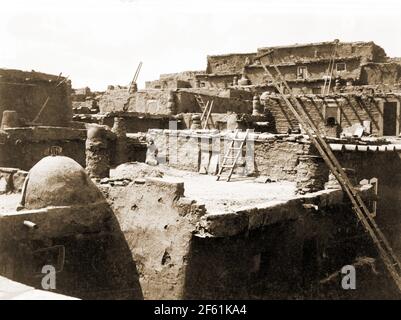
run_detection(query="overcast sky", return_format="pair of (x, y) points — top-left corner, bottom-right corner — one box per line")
(1, 0), (401, 91)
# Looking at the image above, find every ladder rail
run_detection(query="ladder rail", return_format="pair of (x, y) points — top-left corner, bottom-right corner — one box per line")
(200, 100), (209, 122)
(216, 130), (238, 181)
(203, 100), (214, 130)
(225, 130), (248, 181)
(322, 42), (338, 95)
(259, 60), (401, 289)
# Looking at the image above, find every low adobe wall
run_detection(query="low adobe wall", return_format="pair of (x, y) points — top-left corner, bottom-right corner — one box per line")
(146, 130), (327, 191)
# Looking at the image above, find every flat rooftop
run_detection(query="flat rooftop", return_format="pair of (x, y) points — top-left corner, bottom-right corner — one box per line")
(0, 193), (20, 214)
(161, 166), (297, 213)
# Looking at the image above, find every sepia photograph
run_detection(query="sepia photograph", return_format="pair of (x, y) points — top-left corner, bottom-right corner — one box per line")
(1, 0), (401, 308)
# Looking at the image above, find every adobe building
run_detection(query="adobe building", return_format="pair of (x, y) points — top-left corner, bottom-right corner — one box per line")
(199, 40), (397, 92)
(79, 40), (401, 138)
(2, 40), (401, 299)
(0, 68), (87, 170)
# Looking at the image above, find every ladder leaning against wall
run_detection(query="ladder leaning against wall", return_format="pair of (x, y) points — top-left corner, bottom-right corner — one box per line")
(254, 52), (401, 293)
(216, 129), (249, 182)
(195, 94), (214, 129)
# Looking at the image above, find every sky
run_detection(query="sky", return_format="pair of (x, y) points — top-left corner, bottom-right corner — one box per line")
(1, 0), (401, 91)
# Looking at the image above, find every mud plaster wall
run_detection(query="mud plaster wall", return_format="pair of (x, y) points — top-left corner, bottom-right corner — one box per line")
(103, 178), (206, 299)
(98, 88), (129, 113)
(101, 115), (170, 133)
(147, 130), (321, 182)
(102, 176), (396, 299)
(207, 53), (256, 74)
(245, 59), (362, 85)
(256, 42), (385, 65)
(0, 128), (86, 170)
(0, 69), (72, 127)
(186, 199), (396, 299)
(205, 42), (383, 76)
(126, 90), (252, 115)
(360, 63), (401, 85)
(334, 150), (401, 257)
(253, 139), (313, 181)
(196, 74), (240, 89)
(0, 204), (143, 300)
(262, 95), (394, 135)
(146, 71), (204, 89)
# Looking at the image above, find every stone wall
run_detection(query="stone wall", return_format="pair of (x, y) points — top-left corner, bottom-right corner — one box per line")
(0, 69), (72, 127)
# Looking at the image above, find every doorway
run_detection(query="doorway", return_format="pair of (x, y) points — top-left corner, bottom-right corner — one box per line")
(382, 101), (399, 136)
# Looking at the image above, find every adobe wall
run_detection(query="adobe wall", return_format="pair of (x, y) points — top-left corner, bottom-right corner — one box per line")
(186, 193), (398, 299)
(256, 41), (386, 65)
(98, 87), (130, 113)
(145, 71), (205, 89)
(146, 130), (326, 187)
(125, 90), (252, 115)
(246, 58), (362, 84)
(0, 127), (86, 170)
(262, 94), (398, 136)
(334, 150), (401, 254)
(102, 177), (206, 299)
(204, 42), (386, 77)
(195, 74), (239, 89)
(103, 173), (391, 299)
(0, 69), (72, 127)
(206, 53), (256, 74)
(360, 63), (401, 85)
(1, 169), (395, 299)
(0, 202), (143, 299)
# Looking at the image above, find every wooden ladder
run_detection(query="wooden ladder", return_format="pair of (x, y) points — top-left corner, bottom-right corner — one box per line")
(195, 94), (214, 129)
(322, 40), (339, 95)
(256, 55), (401, 293)
(216, 129), (249, 182)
